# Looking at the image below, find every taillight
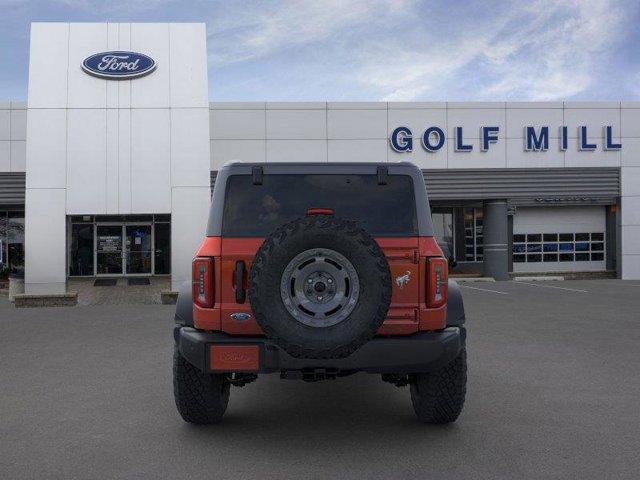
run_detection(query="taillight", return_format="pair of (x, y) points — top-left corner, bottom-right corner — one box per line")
(192, 257), (214, 308)
(426, 257), (448, 308)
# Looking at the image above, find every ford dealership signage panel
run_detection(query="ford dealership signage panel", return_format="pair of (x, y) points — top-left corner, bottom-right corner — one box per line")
(82, 51), (156, 79)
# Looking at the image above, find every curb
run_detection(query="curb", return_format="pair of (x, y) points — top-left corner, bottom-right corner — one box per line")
(514, 276), (565, 282)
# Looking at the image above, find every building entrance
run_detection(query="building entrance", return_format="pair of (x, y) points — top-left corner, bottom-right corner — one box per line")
(69, 215), (170, 277)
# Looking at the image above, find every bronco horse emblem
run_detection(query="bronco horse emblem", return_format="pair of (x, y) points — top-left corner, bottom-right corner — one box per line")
(395, 270), (411, 289)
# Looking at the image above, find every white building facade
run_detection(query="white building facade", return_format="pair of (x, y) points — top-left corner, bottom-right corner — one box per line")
(1, 22), (639, 293)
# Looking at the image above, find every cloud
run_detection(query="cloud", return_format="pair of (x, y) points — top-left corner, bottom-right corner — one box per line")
(207, 0), (412, 66)
(207, 0), (634, 101)
(361, 0), (628, 101)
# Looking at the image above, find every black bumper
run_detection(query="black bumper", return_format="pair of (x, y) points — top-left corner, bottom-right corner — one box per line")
(174, 326), (465, 375)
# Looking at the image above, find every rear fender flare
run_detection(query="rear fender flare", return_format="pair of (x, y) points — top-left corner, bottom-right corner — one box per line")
(174, 281), (194, 328)
(446, 279), (465, 326)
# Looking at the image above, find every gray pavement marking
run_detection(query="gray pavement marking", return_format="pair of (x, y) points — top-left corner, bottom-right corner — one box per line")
(513, 281), (588, 293)
(459, 284), (509, 295)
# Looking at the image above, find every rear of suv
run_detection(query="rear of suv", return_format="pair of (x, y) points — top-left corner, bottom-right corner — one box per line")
(173, 162), (466, 424)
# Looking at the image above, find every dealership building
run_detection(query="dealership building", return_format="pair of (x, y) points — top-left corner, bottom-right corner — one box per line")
(1, 22), (640, 296)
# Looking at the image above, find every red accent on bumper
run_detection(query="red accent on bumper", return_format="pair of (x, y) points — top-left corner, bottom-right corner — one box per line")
(209, 345), (260, 372)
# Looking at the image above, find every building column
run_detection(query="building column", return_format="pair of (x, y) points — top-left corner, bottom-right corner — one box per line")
(24, 188), (67, 294)
(483, 200), (509, 280)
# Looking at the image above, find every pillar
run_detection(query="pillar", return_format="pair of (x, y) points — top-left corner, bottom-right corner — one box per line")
(483, 200), (509, 280)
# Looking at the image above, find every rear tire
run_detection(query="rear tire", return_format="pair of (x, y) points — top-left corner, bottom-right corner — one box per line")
(410, 347), (467, 424)
(173, 346), (230, 424)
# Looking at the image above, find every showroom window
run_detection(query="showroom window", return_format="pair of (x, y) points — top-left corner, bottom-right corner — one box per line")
(0, 211), (25, 276)
(513, 232), (605, 263)
(463, 208), (483, 262)
(431, 208), (454, 263)
(68, 214), (171, 277)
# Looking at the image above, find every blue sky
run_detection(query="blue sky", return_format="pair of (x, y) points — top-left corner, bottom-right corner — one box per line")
(1, 0), (639, 101)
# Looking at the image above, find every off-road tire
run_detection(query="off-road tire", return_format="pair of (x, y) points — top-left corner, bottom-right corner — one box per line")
(410, 347), (467, 424)
(173, 346), (230, 424)
(249, 215), (392, 359)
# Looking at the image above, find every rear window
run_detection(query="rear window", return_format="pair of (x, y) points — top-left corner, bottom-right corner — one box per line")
(222, 174), (417, 237)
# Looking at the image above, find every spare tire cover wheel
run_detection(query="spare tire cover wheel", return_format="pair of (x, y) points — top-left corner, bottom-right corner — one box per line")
(249, 216), (392, 359)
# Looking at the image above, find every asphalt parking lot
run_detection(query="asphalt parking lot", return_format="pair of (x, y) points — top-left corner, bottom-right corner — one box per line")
(1, 279), (639, 480)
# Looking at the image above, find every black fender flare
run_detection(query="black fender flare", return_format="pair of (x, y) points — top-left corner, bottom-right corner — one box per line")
(446, 279), (465, 327)
(174, 281), (194, 327)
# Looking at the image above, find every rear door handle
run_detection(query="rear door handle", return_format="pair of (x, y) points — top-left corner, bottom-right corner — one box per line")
(234, 261), (246, 303)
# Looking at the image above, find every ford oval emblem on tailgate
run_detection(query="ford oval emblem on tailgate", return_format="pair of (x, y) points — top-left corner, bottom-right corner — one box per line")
(230, 312), (251, 321)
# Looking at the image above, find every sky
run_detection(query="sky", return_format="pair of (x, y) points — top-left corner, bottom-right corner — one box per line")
(1, 0), (639, 102)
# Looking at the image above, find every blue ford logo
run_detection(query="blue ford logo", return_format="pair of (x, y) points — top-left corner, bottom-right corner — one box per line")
(230, 312), (251, 321)
(82, 51), (156, 80)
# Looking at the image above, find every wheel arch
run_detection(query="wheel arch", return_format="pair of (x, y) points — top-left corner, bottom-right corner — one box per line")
(174, 281), (194, 327)
(446, 279), (466, 327)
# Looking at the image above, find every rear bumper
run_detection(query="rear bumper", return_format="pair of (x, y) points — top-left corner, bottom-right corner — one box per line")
(174, 326), (465, 375)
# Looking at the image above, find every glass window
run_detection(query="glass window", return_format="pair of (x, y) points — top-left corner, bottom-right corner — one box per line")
(527, 254), (542, 262)
(575, 242), (589, 251)
(432, 210), (454, 263)
(69, 224), (95, 276)
(559, 243), (573, 252)
(513, 231), (606, 267)
(70, 215), (94, 223)
(0, 212), (7, 275)
(96, 215), (125, 223)
(223, 174), (417, 237)
(154, 223), (171, 275)
(462, 207), (483, 262)
(7, 212), (25, 274)
(96, 225), (123, 275)
(514, 254), (526, 263)
(513, 234), (525, 243)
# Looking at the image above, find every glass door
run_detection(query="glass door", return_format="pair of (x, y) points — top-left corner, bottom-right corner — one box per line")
(96, 225), (123, 275)
(125, 225), (152, 275)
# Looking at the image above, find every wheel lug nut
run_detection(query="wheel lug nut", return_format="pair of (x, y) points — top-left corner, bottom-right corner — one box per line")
(327, 279), (332, 283)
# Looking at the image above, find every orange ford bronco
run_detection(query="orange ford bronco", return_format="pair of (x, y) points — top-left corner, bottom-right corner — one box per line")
(173, 162), (466, 424)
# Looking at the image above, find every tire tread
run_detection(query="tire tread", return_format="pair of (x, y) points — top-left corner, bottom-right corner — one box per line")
(173, 346), (230, 424)
(410, 347), (467, 424)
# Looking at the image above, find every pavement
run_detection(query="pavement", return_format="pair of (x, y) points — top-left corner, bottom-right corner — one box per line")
(68, 277), (171, 306)
(1, 279), (639, 480)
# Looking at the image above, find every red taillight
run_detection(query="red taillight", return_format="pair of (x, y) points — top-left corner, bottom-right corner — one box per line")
(426, 257), (448, 308)
(307, 207), (334, 216)
(192, 257), (214, 308)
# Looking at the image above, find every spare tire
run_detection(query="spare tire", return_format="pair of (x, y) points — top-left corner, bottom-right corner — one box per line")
(249, 215), (392, 359)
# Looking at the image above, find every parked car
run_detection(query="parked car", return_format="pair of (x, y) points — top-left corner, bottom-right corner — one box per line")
(173, 162), (467, 424)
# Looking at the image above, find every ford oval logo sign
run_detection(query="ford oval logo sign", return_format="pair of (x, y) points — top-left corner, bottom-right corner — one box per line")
(82, 51), (156, 80)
